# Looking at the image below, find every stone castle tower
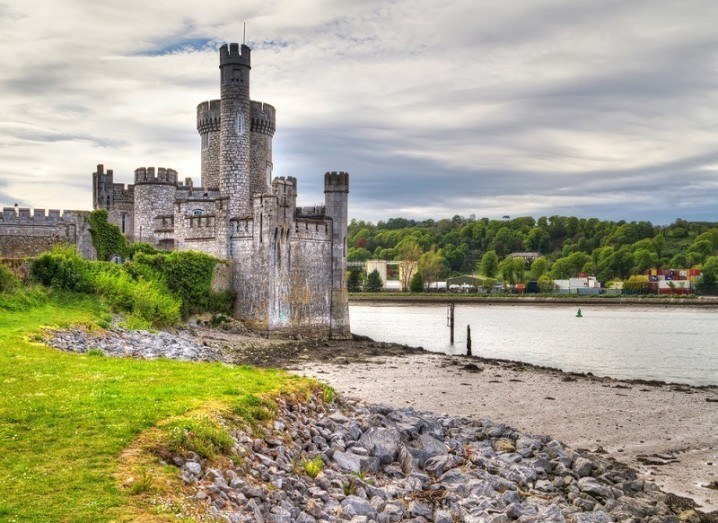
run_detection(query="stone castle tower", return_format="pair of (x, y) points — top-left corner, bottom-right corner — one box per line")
(91, 43), (350, 339)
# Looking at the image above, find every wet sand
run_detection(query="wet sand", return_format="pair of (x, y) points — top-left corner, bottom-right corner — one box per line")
(296, 352), (718, 513)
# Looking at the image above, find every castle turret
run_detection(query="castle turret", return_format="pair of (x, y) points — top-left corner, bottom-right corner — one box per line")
(219, 43), (252, 219)
(93, 164), (115, 210)
(250, 101), (276, 198)
(324, 171), (350, 339)
(197, 100), (221, 190)
(133, 167), (178, 247)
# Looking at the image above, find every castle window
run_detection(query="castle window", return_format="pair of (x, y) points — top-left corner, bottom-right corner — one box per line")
(236, 113), (244, 135)
(201, 134), (209, 150)
(193, 209), (203, 216)
(120, 212), (126, 234)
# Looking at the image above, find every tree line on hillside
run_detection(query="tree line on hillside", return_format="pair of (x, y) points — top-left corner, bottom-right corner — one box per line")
(347, 215), (718, 288)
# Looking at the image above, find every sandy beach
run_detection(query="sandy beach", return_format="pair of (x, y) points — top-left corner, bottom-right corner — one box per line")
(295, 352), (718, 514)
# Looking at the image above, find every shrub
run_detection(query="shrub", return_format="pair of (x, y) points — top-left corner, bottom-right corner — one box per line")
(365, 269), (383, 292)
(0, 264), (18, 293)
(409, 272), (424, 292)
(31, 246), (94, 292)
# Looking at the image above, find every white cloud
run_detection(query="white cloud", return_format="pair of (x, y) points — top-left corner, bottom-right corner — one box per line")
(0, 0), (717, 224)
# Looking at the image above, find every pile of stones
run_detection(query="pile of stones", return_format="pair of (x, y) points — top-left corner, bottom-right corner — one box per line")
(169, 396), (685, 523)
(47, 327), (223, 362)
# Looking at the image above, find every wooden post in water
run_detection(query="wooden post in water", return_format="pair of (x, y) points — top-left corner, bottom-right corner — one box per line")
(466, 325), (472, 356)
(447, 303), (455, 345)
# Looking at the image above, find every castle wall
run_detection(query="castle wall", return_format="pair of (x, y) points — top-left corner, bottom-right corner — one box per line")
(0, 208), (95, 259)
(133, 167), (177, 246)
(230, 216), (334, 336)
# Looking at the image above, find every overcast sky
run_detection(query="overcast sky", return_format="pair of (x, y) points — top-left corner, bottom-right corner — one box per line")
(1, 0), (717, 224)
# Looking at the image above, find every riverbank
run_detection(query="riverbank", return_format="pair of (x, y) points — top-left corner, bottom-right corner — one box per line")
(43, 322), (718, 516)
(350, 293), (718, 307)
(297, 352), (718, 514)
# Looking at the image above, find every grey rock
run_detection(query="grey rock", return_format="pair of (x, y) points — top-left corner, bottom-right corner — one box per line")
(572, 456), (594, 478)
(341, 495), (377, 518)
(358, 427), (400, 465)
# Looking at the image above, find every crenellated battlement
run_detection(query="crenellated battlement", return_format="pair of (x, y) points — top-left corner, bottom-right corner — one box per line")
(324, 171), (349, 192)
(0, 207), (86, 225)
(134, 167), (178, 185)
(219, 43), (251, 67)
(197, 100), (221, 134)
(296, 205), (327, 218)
(250, 101), (276, 136)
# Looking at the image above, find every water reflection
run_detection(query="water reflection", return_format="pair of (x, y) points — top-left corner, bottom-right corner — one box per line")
(349, 303), (718, 386)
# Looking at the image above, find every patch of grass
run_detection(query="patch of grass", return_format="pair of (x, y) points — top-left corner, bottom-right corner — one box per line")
(302, 456), (324, 479)
(86, 348), (105, 357)
(164, 414), (234, 459)
(0, 294), (316, 521)
(128, 468), (154, 496)
(230, 393), (278, 424)
(322, 384), (336, 403)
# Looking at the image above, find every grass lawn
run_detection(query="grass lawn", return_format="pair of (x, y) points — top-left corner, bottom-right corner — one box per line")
(0, 291), (313, 522)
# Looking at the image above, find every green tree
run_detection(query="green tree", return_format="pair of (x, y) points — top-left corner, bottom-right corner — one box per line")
(479, 250), (499, 278)
(632, 249), (658, 273)
(395, 239), (423, 291)
(512, 257), (526, 283)
(700, 256), (718, 284)
(365, 269), (383, 292)
(409, 272), (424, 292)
(418, 250), (447, 287)
(537, 274), (555, 293)
(529, 257), (550, 280)
(347, 270), (362, 292)
(498, 256), (517, 285)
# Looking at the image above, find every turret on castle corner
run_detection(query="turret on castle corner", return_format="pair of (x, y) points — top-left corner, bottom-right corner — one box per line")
(85, 42), (351, 339)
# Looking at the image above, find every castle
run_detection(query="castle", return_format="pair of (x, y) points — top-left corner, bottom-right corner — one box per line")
(1, 43), (351, 339)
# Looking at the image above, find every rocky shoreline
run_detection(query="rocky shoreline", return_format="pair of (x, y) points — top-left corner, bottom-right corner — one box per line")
(163, 395), (703, 523)
(44, 324), (718, 520)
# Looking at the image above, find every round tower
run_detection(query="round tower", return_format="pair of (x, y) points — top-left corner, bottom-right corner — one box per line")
(133, 167), (178, 246)
(196, 100), (221, 190)
(219, 43), (252, 218)
(250, 101), (276, 197)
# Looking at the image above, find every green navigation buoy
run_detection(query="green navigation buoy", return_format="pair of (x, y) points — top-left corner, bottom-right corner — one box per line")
(576, 308), (583, 318)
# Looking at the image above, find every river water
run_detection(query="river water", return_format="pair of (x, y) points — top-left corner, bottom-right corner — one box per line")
(349, 303), (718, 386)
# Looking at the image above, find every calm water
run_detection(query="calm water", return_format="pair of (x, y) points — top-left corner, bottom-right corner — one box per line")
(349, 303), (718, 386)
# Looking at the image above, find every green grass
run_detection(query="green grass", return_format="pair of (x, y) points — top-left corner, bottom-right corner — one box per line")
(0, 291), (312, 522)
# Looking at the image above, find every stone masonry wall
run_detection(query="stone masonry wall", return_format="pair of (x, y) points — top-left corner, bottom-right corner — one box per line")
(0, 208), (95, 259)
(133, 169), (177, 246)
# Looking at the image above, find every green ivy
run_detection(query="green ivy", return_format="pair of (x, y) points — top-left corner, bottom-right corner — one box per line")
(86, 209), (128, 261)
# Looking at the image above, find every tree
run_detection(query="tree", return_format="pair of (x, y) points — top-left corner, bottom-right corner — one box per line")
(418, 250), (447, 287)
(498, 256), (517, 285)
(481, 277), (497, 293)
(632, 249), (658, 273)
(409, 272), (424, 292)
(395, 239), (422, 291)
(529, 257), (550, 280)
(479, 250), (499, 278)
(537, 274), (555, 293)
(512, 257), (526, 283)
(365, 269), (383, 292)
(347, 270), (363, 292)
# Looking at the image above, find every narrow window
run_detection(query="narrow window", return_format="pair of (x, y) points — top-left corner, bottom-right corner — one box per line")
(236, 113), (244, 135)
(120, 213), (126, 233)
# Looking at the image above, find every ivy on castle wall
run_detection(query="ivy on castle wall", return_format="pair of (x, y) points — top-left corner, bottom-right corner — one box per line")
(86, 210), (128, 261)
